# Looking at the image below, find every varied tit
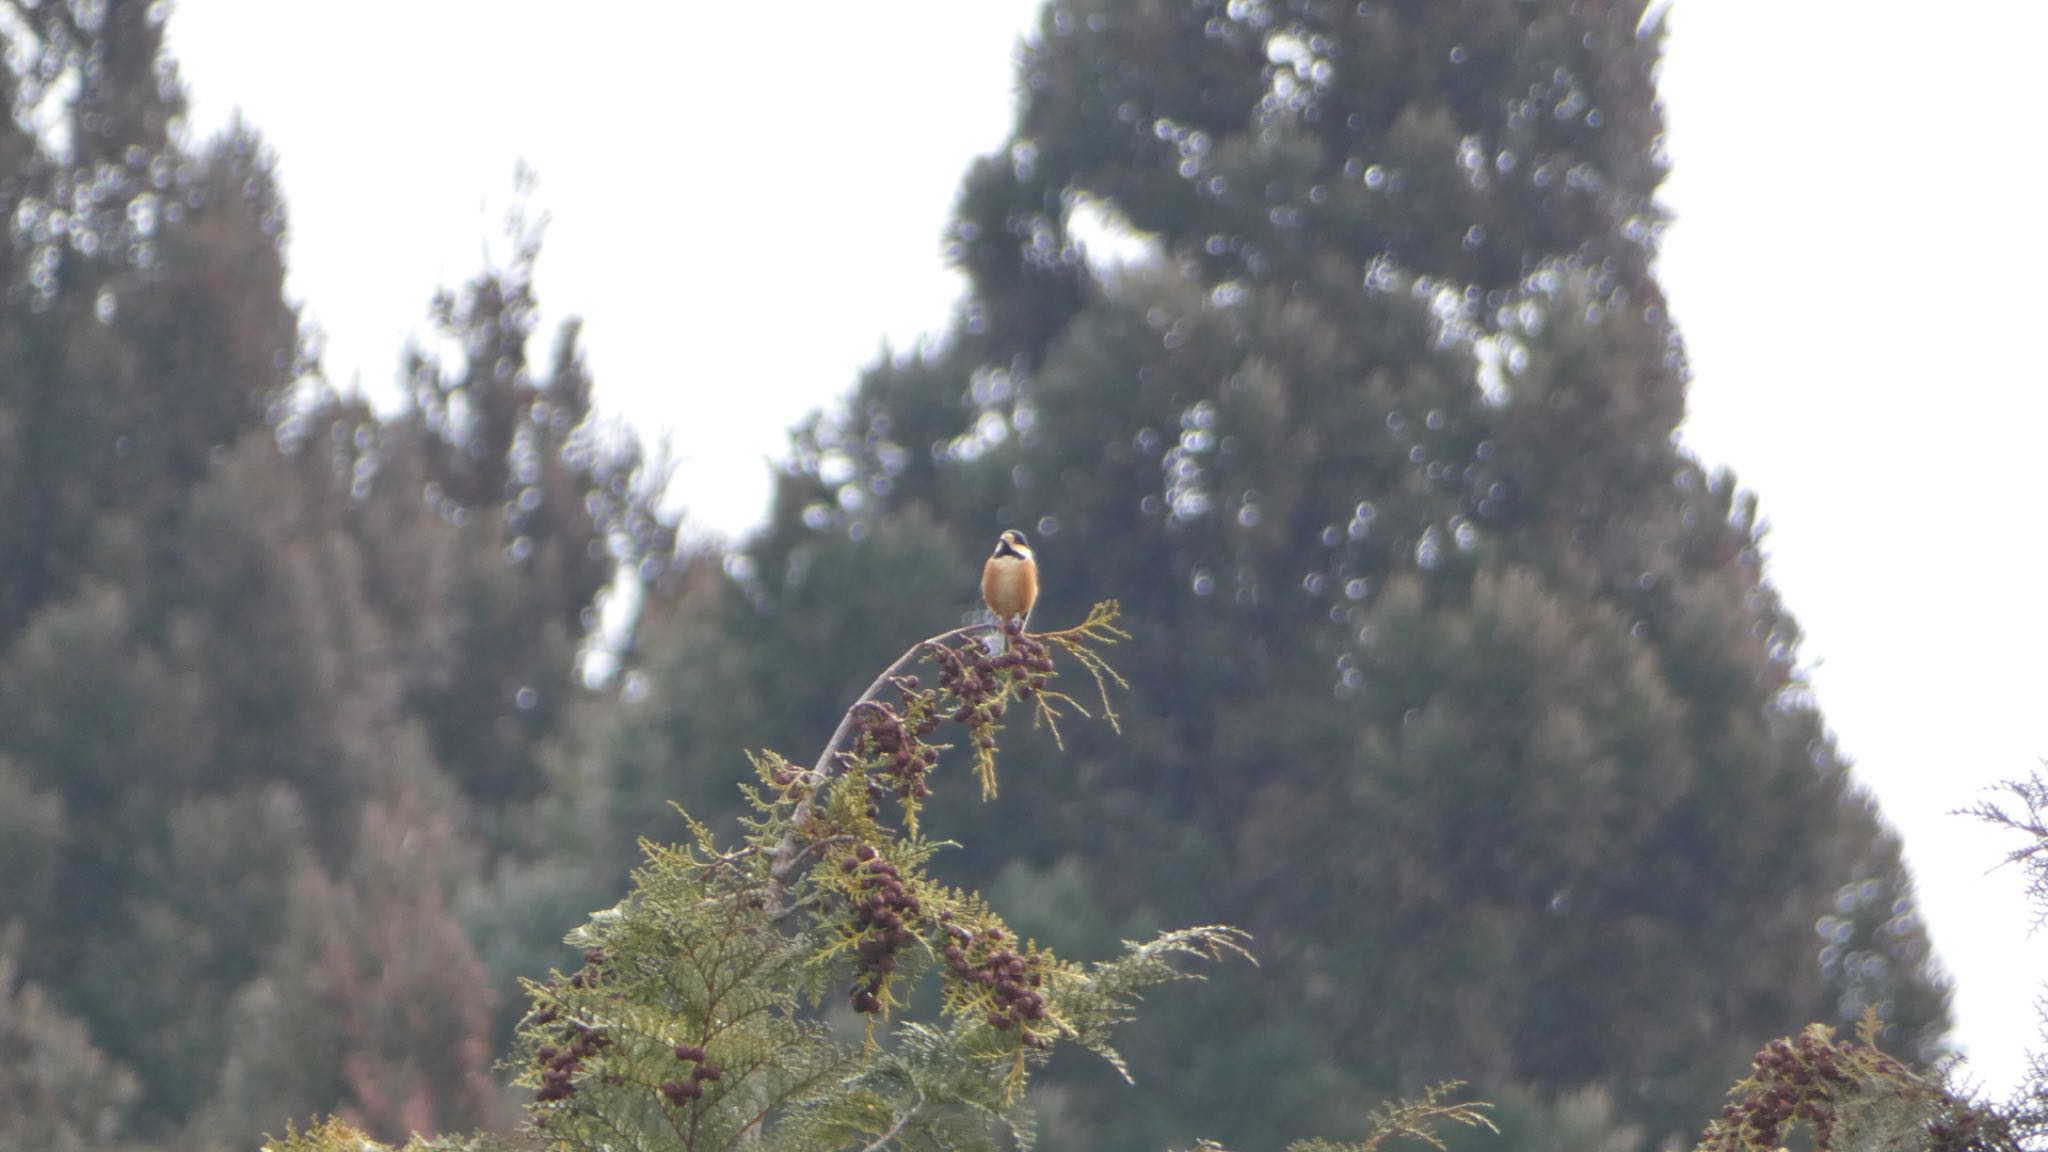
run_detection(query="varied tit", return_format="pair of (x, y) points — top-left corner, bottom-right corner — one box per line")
(981, 529), (1038, 633)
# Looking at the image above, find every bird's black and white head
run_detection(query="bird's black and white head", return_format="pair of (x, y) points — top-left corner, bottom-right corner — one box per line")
(992, 529), (1032, 561)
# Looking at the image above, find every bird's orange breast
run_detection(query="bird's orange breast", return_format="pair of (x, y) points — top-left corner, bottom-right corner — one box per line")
(982, 555), (1037, 621)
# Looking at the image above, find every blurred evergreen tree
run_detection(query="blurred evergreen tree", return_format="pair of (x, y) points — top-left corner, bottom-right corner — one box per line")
(0, 0), (295, 646)
(0, 3), (670, 1147)
(604, 1), (1951, 1148)
(0, 2), (311, 1136)
(0, 928), (142, 1152)
(395, 193), (672, 812)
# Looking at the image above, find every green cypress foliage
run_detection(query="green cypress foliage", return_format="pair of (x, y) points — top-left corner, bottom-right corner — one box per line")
(509, 611), (1248, 1152)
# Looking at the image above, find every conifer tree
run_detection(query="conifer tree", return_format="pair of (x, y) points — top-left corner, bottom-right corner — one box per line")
(393, 201), (674, 811)
(0, 0), (295, 645)
(0, 2), (312, 1135)
(0, 4), (671, 1146)
(0, 927), (142, 1151)
(616, 1), (1952, 1146)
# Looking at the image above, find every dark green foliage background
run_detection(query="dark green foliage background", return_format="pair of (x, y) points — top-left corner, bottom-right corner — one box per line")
(0, 2), (1948, 1151)
(608, 2), (1950, 1147)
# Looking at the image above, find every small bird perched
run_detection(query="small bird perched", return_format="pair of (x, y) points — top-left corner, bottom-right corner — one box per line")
(981, 529), (1038, 637)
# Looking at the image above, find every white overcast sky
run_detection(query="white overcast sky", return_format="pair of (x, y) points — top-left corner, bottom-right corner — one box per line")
(165, 1), (2048, 1097)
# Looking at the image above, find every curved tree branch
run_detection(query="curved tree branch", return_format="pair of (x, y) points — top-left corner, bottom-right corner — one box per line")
(767, 623), (991, 900)
(858, 1090), (922, 1152)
